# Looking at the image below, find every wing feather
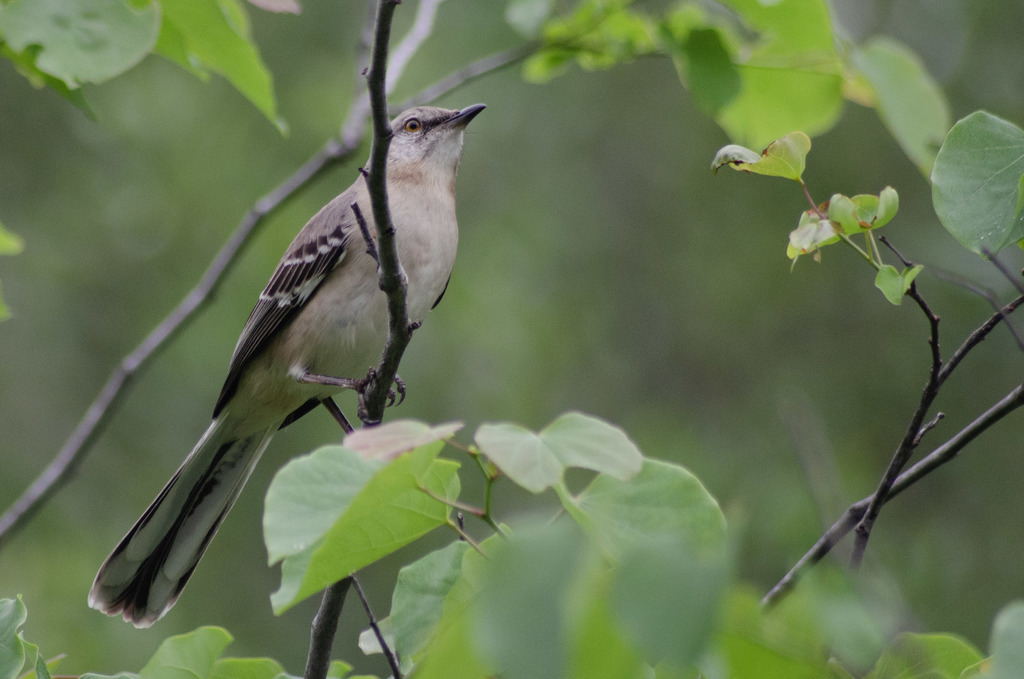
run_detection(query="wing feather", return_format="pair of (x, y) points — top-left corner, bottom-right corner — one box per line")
(213, 221), (351, 416)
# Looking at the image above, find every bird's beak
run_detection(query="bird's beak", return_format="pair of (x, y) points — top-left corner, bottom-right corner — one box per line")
(447, 104), (487, 127)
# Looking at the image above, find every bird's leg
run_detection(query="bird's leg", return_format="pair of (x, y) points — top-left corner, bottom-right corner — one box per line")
(293, 367), (406, 414)
(321, 397), (354, 434)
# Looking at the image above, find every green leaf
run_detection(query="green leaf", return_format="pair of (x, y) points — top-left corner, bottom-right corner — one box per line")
(0, 0), (160, 87)
(326, 660), (355, 679)
(139, 627), (233, 679)
(679, 28), (741, 117)
(711, 132), (811, 181)
(987, 602), (1024, 679)
(0, 597), (28, 679)
(474, 412), (643, 493)
(715, 588), (831, 679)
(932, 111), (1024, 255)
(0, 42), (95, 114)
(851, 37), (951, 176)
(787, 209), (838, 261)
(523, 2), (656, 82)
(471, 520), (584, 679)
(210, 657), (286, 679)
(709, 0), (843, 148)
(827, 187), (899, 235)
(571, 458), (727, 555)
(155, 0), (284, 131)
(875, 264), (922, 306)
(569, 576), (647, 679)
(871, 632), (983, 679)
(611, 534), (727, 671)
(263, 446), (380, 564)
(390, 541), (471, 665)
(267, 442), (460, 612)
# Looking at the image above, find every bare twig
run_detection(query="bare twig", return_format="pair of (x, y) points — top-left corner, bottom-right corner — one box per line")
(763, 383), (1024, 606)
(849, 249), (942, 569)
(395, 43), (537, 111)
(939, 293), (1024, 384)
(352, 576), (403, 679)
(0, 1), (525, 549)
(387, 0), (447, 93)
(305, 577), (353, 679)
(351, 201), (380, 264)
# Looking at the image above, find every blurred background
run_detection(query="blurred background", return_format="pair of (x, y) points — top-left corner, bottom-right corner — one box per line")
(2, 0), (1024, 673)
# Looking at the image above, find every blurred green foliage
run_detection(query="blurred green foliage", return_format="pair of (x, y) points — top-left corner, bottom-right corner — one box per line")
(2, 0), (1024, 676)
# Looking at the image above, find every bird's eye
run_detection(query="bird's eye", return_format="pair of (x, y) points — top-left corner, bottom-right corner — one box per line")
(404, 118), (422, 133)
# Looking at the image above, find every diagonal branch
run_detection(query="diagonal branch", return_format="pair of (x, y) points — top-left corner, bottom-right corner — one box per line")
(849, 252), (942, 568)
(763, 382), (1024, 606)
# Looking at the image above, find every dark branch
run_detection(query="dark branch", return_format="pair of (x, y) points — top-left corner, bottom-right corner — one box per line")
(763, 383), (1024, 606)
(358, 0), (412, 426)
(352, 576), (403, 679)
(849, 248), (941, 568)
(304, 577), (353, 679)
(351, 201), (380, 264)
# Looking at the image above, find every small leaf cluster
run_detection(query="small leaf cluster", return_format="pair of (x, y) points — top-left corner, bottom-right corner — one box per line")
(512, 0), (949, 162)
(712, 133), (911, 305)
(711, 108), (1024, 305)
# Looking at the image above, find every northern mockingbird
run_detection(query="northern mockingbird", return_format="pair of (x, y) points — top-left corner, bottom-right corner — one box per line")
(89, 103), (486, 627)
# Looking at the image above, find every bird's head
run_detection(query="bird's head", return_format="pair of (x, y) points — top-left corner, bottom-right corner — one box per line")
(386, 104), (486, 180)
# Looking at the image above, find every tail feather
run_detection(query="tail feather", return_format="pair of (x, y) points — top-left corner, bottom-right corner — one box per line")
(89, 417), (277, 627)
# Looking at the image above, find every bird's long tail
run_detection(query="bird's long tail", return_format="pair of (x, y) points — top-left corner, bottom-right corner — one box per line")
(89, 416), (277, 627)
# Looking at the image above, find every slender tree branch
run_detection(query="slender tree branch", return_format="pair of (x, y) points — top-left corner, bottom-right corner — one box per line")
(352, 576), (403, 679)
(763, 383), (1024, 606)
(849, 249), (942, 568)
(358, 0), (411, 426)
(0, 2), (523, 549)
(387, 0), (447, 93)
(395, 43), (537, 111)
(939, 293), (1024, 386)
(304, 577), (353, 679)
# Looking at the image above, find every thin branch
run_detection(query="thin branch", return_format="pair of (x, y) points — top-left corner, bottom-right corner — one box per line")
(395, 43), (537, 111)
(763, 383), (1024, 606)
(983, 248), (1024, 295)
(849, 248), (941, 569)
(387, 0), (447, 93)
(352, 576), (403, 679)
(358, 0), (411, 426)
(305, 578), (353, 679)
(351, 201), (380, 264)
(939, 293), (1024, 385)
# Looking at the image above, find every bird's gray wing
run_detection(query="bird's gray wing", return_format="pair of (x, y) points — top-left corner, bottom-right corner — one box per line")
(213, 219), (351, 417)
